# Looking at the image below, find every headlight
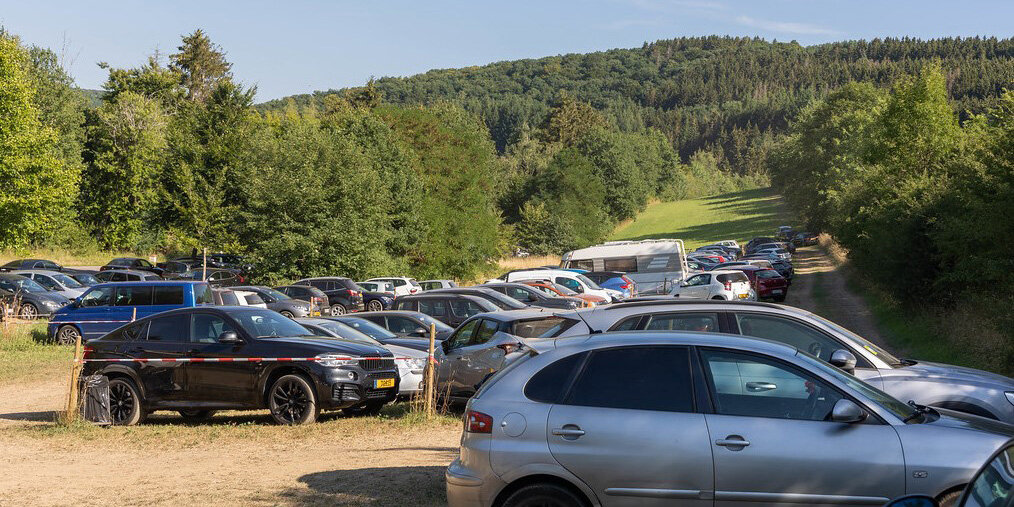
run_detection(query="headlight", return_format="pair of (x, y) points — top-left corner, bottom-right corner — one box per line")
(400, 357), (426, 370)
(315, 354), (359, 367)
(1006, 392), (1014, 406)
(44, 300), (62, 308)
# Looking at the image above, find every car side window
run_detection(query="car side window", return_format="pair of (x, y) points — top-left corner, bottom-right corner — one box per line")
(609, 316), (642, 331)
(564, 346), (694, 412)
(419, 299), (447, 317)
(525, 352), (587, 403)
(446, 319), (480, 350)
(735, 314), (848, 364)
(114, 286), (153, 306)
(122, 321), (149, 341)
(470, 319), (499, 346)
(700, 349), (843, 422)
(387, 316), (421, 334)
(450, 299), (477, 318)
(555, 277), (582, 293)
(152, 286), (185, 305)
(394, 300), (417, 311)
(190, 314), (236, 344)
(508, 287), (535, 303)
(34, 275), (59, 290)
(80, 287), (114, 307)
(147, 314), (189, 342)
(393, 279), (406, 287)
(645, 313), (720, 332)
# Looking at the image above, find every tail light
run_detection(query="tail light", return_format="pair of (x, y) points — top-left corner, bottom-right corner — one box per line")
(465, 410), (493, 433)
(82, 345), (94, 359)
(723, 281), (732, 291)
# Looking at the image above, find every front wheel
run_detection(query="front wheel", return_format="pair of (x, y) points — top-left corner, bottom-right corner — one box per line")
(331, 304), (347, 315)
(279, 310), (294, 319)
(56, 325), (81, 346)
(108, 378), (146, 426)
(268, 374), (319, 425)
(19, 303), (38, 320)
(342, 401), (385, 417)
(501, 483), (587, 507)
(367, 300), (383, 312)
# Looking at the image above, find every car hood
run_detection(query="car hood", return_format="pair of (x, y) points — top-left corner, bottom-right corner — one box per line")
(35, 292), (70, 304)
(384, 344), (428, 359)
(891, 361), (1014, 388)
(257, 336), (391, 357)
(269, 300), (309, 310)
(926, 408), (1014, 436)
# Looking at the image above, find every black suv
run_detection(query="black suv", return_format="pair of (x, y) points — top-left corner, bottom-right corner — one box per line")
(100, 257), (164, 276)
(81, 306), (399, 425)
(391, 293), (499, 327)
(295, 277), (365, 315)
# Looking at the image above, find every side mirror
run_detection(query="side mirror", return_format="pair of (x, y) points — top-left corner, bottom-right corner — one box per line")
(218, 331), (242, 344)
(830, 399), (867, 424)
(882, 495), (938, 507)
(829, 349), (857, 374)
(410, 328), (428, 338)
(440, 340), (450, 354)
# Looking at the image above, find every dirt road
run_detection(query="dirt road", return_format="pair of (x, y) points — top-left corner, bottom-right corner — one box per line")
(782, 245), (888, 349)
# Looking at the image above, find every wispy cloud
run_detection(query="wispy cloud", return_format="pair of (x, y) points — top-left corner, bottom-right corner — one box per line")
(734, 15), (841, 36)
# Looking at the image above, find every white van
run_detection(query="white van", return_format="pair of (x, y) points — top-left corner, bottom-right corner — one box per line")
(560, 239), (689, 294)
(502, 269), (614, 302)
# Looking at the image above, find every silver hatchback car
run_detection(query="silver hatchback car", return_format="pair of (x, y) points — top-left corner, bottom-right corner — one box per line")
(446, 332), (1013, 507)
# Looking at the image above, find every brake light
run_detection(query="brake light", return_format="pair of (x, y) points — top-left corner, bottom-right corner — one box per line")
(466, 410), (493, 433)
(82, 345), (94, 359)
(620, 283), (630, 290)
(724, 281), (732, 291)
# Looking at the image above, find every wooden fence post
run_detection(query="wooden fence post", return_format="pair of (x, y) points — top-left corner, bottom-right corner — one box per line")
(424, 323), (437, 418)
(64, 333), (83, 423)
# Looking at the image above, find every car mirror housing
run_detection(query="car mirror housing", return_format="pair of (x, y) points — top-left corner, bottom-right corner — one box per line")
(830, 399), (867, 424)
(410, 328), (428, 337)
(881, 495), (938, 507)
(218, 331), (242, 344)
(830, 349), (858, 373)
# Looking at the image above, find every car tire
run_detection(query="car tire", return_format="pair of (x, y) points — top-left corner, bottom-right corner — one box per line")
(268, 374), (319, 425)
(108, 377), (146, 426)
(19, 302), (38, 320)
(331, 304), (347, 315)
(711, 296), (724, 300)
(501, 482), (588, 507)
(367, 300), (383, 312)
(178, 409), (217, 421)
(937, 490), (962, 507)
(279, 310), (294, 319)
(56, 325), (81, 346)
(342, 401), (385, 417)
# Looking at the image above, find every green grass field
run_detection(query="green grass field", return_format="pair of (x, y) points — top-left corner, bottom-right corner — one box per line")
(610, 187), (794, 249)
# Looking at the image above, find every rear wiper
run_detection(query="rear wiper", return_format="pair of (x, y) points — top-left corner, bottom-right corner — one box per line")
(902, 400), (934, 423)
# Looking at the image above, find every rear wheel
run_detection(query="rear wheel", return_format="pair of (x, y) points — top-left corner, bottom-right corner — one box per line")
(268, 374), (318, 425)
(367, 300), (383, 312)
(711, 296), (725, 300)
(331, 304), (347, 315)
(178, 409), (217, 421)
(19, 303), (38, 320)
(501, 483), (587, 507)
(342, 400), (385, 417)
(108, 378), (146, 426)
(279, 310), (294, 319)
(56, 325), (81, 346)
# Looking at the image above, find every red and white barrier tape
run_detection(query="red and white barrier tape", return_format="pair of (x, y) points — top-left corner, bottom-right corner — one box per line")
(78, 356), (431, 363)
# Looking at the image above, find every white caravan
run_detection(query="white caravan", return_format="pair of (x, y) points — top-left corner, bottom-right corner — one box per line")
(560, 239), (689, 294)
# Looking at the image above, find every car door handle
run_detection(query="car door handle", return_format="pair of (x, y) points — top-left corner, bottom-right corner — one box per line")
(715, 437), (750, 448)
(552, 428), (586, 437)
(745, 381), (776, 392)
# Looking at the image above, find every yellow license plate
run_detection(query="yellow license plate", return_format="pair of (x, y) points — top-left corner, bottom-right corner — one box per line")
(375, 378), (395, 389)
(738, 293), (749, 299)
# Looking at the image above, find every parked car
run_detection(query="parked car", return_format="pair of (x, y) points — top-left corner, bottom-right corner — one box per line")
(10, 269), (88, 298)
(158, 260), (202, 279)
(501, 269), (614, 302)
(94, 269), (163, 282)
(685, 259), (712, 272)
(446, 331), (1013, 507)
(478, 282), (584, 310)
(0, 274), (70, 320)
(346, 310), (455, 344)
(745, 236), (779, 254)
(232, 285), (316, 318)
(392, 293), (500, 327)
(717, 264), (787, 300)
(0, 259), (67, 272)
(366, 277), (421, 297)
(329, 315), (452, 352)
(48, 281), (213, 345)
(425, 287), (529, 311)
(520, 280), (605, 307)
(275, 285), (332, 314)
(697, 244), (739, 260)
(715, 239), (742, 252)
(794, 231), (820, 246)
(741, 254), (794, 279)
(436, 309), (582, 405)
(179, 268), (245, 287)
(296, 317), (427, 399)
(754, 245), (792, 261)
(100, 257), (164, 276)
(556, 300), (1014, 424)
(69, 272), (100, 287)
(234, 290), (268, 308)
(581, 271), (637, 299)
(294, 277), (365, 315)
(419, 279), (458, 291)
(357, 281), (393, 293)
(670, 269), (755, 301)
(81, 306), (399, 425)
(690, 252), (726, 264)
(206, 253), (254, 274)
(885, 438), (1014, 507)
(350, 282), (397, 312)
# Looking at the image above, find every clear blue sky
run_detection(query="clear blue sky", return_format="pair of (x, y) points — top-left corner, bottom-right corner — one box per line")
(3, 1), (1012, 101)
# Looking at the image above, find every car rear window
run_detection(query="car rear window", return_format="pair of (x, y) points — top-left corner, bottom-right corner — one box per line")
(524, 352), (587, 403)
(716, 273), (749, 284)
(756, 269), (782, 279)
(510, 317), (578, 338)
(195, 283), (213, 304)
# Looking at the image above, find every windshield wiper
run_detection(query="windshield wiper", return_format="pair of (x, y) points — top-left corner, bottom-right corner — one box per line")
(902, 400), (934, 423)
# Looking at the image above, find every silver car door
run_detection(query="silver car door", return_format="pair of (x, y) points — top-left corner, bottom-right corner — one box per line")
(699, 348), (905, 506)
(452, 319), (503, 398)
(547, 346), (714, 506)
(438, 319), (481, 399)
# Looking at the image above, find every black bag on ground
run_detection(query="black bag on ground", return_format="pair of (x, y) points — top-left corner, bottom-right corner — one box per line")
(81, 374), (111, 425)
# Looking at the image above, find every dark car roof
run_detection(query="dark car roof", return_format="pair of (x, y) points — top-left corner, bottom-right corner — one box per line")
(297, 276), (352, 281)
(351, 310), (446, 320)
(91, 280), (205, 289)
(398, 292), (499, 308)
(461, 308), (554, 323)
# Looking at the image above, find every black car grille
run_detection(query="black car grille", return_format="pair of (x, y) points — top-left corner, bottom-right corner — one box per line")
(364, 388), (393, 399)
(359, 358), (395, 371)
(367, 371), (398, 379)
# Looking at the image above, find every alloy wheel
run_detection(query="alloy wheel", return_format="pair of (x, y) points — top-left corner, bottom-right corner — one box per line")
(331, 304), (346, 315)
(19, 303), (38, 320)
(271, 378), (311, 424)
(57, 326), (81, 346)
(109, 381), (136, 424)
(367, 300), (383, 312)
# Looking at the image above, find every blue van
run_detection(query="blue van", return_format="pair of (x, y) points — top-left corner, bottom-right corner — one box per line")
(48, 281), (213, 345)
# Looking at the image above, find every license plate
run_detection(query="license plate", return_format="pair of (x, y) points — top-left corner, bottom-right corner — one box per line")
(772, 289), (783, 294)
(374, 378), (395, 389)
(738, 293), (749, 299)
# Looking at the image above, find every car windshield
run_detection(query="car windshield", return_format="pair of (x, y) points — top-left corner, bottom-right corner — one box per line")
(311, 321), (381, 345)
(333, 317), (398, 340)
(756, 269), (781, 279)
(73, 274), (100, 286)
(233, 310), (313, 338)
(5, 276), (47, 293)
(576, 274), (602, 290)
(806, 313), (903, 366)
(549, 282), (578, 296)
(51, 273), (84, 288)
(258, 287), (290, 302)
(416, 314), (453, 332)
(797, 350), (919, 422)
(484, 291), (527, 310)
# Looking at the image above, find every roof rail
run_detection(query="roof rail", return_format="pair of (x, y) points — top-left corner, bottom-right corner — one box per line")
(601, 299), (788, 311)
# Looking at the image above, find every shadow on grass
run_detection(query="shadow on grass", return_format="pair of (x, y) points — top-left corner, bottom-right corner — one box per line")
(272, 466), (449, 506)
